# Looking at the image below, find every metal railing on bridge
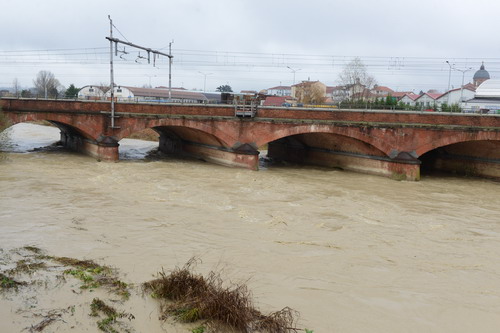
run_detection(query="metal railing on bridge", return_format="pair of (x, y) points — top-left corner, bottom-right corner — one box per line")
(234, 100), (257, 118)
(3, 96), (500, 116)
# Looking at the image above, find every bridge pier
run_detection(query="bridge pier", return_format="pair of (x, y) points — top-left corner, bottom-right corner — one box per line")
(159, 133), (259, 170)
(268, 140), (421, 180)
(60, 132), (119, 161)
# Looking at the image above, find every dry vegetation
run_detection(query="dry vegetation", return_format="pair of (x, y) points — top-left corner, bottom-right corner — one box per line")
(1, 248), (312, 333)
(143, 258), (301, 333)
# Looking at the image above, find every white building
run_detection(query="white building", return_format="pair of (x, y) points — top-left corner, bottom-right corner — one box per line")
(267, 85), (291, 96)
(78, 85), (106, 100)
(462, 80), (500, 113)
(106, 86), (207, 103)
(414, 93), (442, 109)
(436, 87), (475, 106)
(398, 93), (420, 106)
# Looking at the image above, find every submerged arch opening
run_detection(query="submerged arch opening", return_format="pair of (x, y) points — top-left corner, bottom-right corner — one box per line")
(262, 132), (404, 176)
(419, 140), (500, 179)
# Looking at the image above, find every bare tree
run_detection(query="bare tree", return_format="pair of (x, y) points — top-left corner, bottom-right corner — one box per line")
(33, 71), (61, 98)
(12, 78), (21, 97)
(338, 57), (377, 101)
(294, 83), (326, 104)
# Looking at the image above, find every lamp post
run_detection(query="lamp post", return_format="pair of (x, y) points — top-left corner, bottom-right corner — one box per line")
(287, 66), (301, 85)
(446, 61), (453, 105)
(198, 71), (212, 92)
(453, 66), (472, 111)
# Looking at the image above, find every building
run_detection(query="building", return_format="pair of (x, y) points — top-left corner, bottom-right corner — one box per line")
(436, 87), (475, 106)
(262, 96), (296, 107)
(370, 85), (394, 99)
(473, 62), (490, 87)
(326, 86), (346, 103)
(78, 85), (107, 100)
(240, 90), (257, 95)
(462, 79), (500, 113)
(291, 81), (326, 104)
(414, 92), (443, 109)
(398, 93), (420, 106)
(266, 85), (292, 96)
(107, 86), (207, 103)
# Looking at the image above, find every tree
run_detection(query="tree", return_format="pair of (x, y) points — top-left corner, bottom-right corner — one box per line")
(12, 78), (21, 97)
(33, 70), (61, 98)
(65, 84), (80, 98)
(21, 89), (33, 98)
(216, 85), (233, 92)
(294, 82), (326, 104)
(338, 57), (376, 101)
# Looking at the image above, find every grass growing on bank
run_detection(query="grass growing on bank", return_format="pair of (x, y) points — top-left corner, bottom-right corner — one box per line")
(143, 258), (300, 333)
(0, 272), (26, 290)
(90, 298), (135, 332)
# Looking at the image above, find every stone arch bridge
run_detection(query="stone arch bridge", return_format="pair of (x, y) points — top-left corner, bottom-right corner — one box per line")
(2, 98), (500, 181)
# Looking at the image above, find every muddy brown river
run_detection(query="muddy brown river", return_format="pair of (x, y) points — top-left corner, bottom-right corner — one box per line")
(1, 123), (500, 332)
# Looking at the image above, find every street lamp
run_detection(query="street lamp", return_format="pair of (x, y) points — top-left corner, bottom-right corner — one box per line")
(445, 61), (453, 105)
(198, 71), (213, 92)
(287, 66), (301, 85)
(453, 66), (472, 109)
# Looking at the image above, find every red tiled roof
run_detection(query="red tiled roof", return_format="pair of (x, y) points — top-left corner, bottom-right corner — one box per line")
(391, 91), (413, 98)
(400, 93), (420, 101)
(373, 85), (394, 93)
(263, 96), (288, 106)
(414, 93), (442, 101)
(326, 86), (343, 93)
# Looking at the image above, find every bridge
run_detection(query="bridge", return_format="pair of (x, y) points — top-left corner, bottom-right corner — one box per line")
(1, 98), (500, 181)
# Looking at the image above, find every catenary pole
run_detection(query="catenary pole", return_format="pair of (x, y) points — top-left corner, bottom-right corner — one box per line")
(169, 40), (174, 101)
(106, 16), (173, 124)
(108, 15), (116, 128)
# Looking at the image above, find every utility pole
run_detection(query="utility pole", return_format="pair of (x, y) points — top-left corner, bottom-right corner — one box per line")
(108, 15), (115, 128)
(453, 65), (472, 111)
(169, 40), (173, 101)
(198, 71), (212, 92)
(446, 61), (453, 106)
(106, 16), (173, 128)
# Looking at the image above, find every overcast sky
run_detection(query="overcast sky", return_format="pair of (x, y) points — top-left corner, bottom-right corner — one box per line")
(1, 0), (499, 93)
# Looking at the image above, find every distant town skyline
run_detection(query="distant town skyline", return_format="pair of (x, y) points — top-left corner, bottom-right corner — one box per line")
(1, 0), (499, 93)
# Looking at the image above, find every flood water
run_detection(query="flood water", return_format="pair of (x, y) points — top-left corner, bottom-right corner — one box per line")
(1, 123), (500, 332)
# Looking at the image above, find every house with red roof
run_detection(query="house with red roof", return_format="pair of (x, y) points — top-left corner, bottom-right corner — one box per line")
(414, 92), (443, 109)
(370, 85), (394, 99)
(398, 93), (420, 106)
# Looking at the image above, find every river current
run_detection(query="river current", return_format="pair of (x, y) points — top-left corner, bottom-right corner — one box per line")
(1, 123), (500, 332)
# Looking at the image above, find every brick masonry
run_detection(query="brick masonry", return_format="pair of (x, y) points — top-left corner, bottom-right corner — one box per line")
(2, 98), (500, 180)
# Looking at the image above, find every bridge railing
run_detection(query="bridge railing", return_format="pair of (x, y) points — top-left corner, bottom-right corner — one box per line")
(2, 96), (499, 116)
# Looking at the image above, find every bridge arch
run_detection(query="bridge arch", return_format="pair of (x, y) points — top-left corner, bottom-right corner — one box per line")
(2, 112), (98, 141)
(418, 133), (500, 179)
(115, 117), (234, 148)
(416, 131), (500, 157)
(254, 124), (392, 157)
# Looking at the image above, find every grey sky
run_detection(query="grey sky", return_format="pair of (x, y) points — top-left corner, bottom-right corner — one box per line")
(2, 0), (499, 93)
